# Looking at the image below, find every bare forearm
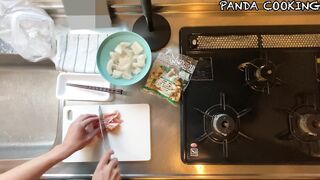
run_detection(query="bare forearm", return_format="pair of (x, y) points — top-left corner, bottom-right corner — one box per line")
(0, 114), (100, 180)
(0, 145), (72, 180)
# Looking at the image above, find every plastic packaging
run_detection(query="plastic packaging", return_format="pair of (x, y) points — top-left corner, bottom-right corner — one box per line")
(0, 0), (56, 62)
(143, 49), (198, 105)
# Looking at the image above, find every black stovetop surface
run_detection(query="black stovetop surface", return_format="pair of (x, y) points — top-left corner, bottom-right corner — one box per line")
(180, 26), (320, 164)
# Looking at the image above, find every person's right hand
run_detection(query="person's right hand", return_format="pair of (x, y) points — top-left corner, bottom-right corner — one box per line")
(93, 149), (121, 180)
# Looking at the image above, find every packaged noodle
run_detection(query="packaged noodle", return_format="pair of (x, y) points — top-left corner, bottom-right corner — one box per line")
(143, 49), (198, 105)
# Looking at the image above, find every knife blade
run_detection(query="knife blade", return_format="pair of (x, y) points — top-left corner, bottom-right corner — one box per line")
(98, 105), (108, 151)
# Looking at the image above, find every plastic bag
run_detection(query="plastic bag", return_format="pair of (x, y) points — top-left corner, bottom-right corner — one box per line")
(0, 0), (56, 62)
(143, 49), (198, 105)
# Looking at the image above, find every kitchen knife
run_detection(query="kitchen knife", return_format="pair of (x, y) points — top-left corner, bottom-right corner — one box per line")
(98, 105), (109, 151)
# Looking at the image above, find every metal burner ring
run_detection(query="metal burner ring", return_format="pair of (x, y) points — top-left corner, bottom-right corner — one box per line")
(212, 114), (236, 137)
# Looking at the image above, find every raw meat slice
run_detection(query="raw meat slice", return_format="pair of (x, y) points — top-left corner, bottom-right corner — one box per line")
(103, 111), (123, 131)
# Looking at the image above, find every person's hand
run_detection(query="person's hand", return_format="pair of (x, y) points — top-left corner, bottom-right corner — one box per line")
(93, 149), (121, 180)
(61, 114), (100, 156)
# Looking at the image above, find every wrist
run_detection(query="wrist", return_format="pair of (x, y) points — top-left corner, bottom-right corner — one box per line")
(52, 144), (74, 161)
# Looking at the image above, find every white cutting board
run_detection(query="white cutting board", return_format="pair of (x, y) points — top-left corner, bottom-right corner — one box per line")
(62, 104), (151, 162)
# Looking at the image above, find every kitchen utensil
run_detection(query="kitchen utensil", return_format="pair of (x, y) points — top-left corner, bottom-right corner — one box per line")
(98, 105), (107, 151)
(96, 31), (152, 86)
(56, 73), (113, 101)
(62, 104), (151, 162)
(66, 83), (125, 95)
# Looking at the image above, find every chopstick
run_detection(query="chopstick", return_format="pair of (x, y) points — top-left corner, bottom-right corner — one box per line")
(66, 83), (125, 95)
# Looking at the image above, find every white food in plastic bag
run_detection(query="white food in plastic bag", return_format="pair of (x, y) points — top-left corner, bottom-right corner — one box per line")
(0, 1), (56, 62)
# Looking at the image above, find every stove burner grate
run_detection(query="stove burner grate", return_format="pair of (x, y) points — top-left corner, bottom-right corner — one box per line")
(289, 105), (320, 142)
(194, 93), (253, 158)
(277, 93), (320, 143)
(238, 58), (283, 94)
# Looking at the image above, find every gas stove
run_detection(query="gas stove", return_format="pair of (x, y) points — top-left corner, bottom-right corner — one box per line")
(180, 26), (320, 164)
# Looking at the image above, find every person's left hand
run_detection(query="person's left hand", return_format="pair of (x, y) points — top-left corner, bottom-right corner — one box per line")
(61, 114), (100, 156)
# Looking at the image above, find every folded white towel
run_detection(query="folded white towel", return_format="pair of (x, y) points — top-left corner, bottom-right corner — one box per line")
(52, 33), (108, 73)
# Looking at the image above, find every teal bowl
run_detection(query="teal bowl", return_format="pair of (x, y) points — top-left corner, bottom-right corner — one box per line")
(97, 31), (152, 86)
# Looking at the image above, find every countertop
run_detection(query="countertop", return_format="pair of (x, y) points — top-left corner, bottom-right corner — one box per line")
(46, 13), (320, 179)
(2, 3), (320, 178)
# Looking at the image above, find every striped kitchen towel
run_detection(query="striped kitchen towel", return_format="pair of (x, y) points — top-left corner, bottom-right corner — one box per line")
(52, 33), (108, 73)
